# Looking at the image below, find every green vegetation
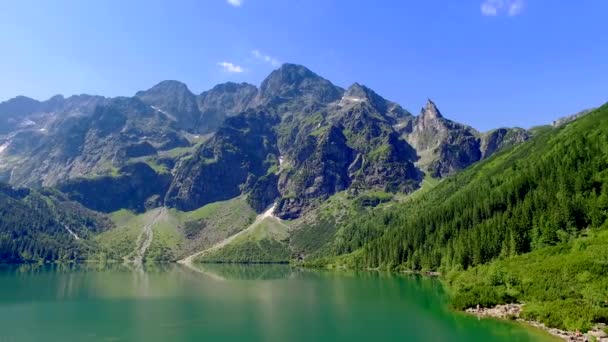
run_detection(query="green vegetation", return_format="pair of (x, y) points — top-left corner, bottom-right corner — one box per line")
(144, 211), (185, 262)
(199, 217), (290, 263)
(95, 210), (144, 261)
(447, 229), (608, 331)
(0, 185), (111, 263)
(96, 196), (257, 262)
(140, 158), (171, 174)
(174, 196), (256, 239)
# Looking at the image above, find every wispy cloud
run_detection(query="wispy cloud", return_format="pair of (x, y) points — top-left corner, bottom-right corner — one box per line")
(481, 0), (524, 16)
(252, 50), (280, 67)
(217, 61), (244, 73)
(226, 0), (242, 7)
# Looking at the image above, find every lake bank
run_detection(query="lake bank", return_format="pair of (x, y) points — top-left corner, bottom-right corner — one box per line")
(466, 304), (608, 341)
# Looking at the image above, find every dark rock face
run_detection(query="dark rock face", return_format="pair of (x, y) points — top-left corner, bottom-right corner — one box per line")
(136, 80), (201, 132)
(276, 125), (355, 218)
(338, 102), (420, 192)
(197, 82), (258, 133)
(251, 63), (343, 115)
(58, 162), (171, 213)
(165, 110), (280, 211)
(246, 173), (280, 213)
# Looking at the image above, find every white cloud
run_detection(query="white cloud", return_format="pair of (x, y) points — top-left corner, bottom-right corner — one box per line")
(226, 0), (242, 7)
(481, 0), (524, 16)
(252, 50), (281, 67)
(481, 1), (499, 16)
(217, 61), (244, 73)
(508, 0), (524, 16)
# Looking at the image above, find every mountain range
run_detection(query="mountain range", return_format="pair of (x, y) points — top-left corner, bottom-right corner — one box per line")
(0, 64), (529, 218)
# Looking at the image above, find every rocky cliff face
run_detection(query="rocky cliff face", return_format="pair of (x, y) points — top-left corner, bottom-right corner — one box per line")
(270, 79), (421, 218)
(276, 125), (355, 218)
(58, 162), (171, 213)
(400, 100), (530, 177)
(164, 110), (280, 211)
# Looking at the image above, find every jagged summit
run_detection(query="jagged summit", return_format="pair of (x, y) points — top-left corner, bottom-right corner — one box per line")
(420, 99), (443, 119)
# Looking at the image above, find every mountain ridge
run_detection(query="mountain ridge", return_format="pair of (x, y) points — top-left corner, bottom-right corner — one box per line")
(0, 63), (531, 217)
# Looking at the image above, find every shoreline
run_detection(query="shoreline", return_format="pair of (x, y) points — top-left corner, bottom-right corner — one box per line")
(466, 304), (608, 341)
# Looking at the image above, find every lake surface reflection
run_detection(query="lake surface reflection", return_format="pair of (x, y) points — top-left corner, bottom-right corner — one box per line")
(0, 263), (553, 341)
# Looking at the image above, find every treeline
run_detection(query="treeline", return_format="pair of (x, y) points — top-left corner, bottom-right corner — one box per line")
(332, 104), (608, 272)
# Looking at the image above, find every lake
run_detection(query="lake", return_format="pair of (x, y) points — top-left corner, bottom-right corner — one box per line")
(0, 263), (553, 341)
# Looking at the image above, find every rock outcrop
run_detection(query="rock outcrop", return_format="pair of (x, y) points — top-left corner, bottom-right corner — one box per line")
(401, 100), (530, 177)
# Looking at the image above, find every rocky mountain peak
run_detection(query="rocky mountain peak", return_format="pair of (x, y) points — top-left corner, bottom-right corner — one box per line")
(140, 80), (191, 95)
(420, 99), (443, 120)
(135, 80), (199, 131)
(0, 96), (41, 114)
(341, 83), (385, 110)
(252, 63), (343, 112)
(340, 82), (412, 123)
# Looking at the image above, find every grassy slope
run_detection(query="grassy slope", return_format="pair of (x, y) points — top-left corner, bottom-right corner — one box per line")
(199, 216), (291, 263)
(95, 196), (256, 262)
(95, 209), (142, 261)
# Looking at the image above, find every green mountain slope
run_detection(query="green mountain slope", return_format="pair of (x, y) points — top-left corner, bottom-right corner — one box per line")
(331, 103), (608, 271)
(311, 103), (608, 331)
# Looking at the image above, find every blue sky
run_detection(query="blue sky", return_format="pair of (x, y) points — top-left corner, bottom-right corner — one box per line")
(0, 0), (606, 131)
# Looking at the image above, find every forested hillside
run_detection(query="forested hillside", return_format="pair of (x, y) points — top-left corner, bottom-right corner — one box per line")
(327, 103), (608, 271)
(0, 184), (112, 262)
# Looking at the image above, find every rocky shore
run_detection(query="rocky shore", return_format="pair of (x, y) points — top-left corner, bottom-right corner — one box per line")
(466, 304), (608, 341)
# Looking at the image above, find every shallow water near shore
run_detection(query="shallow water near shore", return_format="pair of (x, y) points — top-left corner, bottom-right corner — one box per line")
(0, 263), (554, 341)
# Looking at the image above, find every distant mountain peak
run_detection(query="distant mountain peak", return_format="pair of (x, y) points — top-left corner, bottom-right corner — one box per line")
(263, 63), (323, 86)
(138, 80), (192, 96)
(421, 99), (443, 119)
(341, 83), (385, 110)
(253, 62), (343, 110)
